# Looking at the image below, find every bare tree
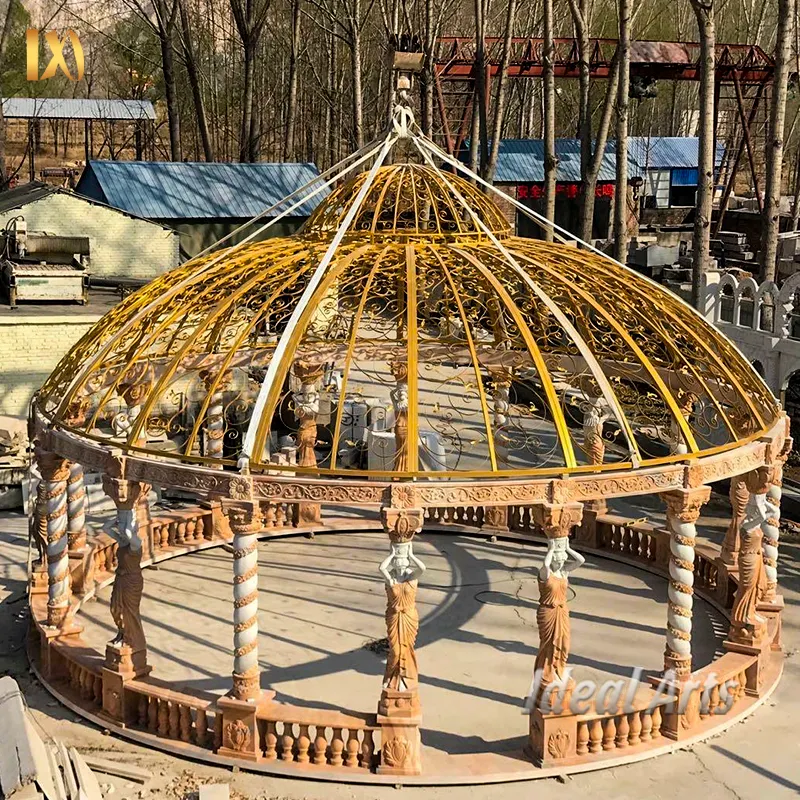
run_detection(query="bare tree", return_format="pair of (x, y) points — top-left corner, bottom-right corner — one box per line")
(178, 0), (214, 161)
(0, 0), (14, 189)
(612, 0), (631, 262)
(284, 0), (302, 159)
(689, 0), (715, 309)
(760, 0), (796, 282)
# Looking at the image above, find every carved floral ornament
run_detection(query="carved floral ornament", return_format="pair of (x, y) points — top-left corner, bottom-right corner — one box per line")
(39, 413), (786, 507)
(382, 736), (411, 768)
(225, 718), (251, 752)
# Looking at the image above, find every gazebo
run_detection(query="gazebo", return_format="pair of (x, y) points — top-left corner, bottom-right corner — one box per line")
(27, 94), (789, 783)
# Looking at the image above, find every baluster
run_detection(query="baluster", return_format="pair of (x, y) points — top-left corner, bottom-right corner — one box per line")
(602, 717), (616, 750)
(296, 724), (310, 764)
(186, 519), (196, 544)
(157, 699), (169, 737)
(179, 705), (192, 742)
(627, 712), (642, 746)
(196, 518), (205, 541)
(615, 714), (629, 748)
(330, 727), (344, 766)
(708, 684), (720, 716)
(176, 521), (186, 546)
(576, 722), (589, 755)
(650, 705), (662, 738)
(275, 504), (287, 527)
(360, 729), (374, 769)
(280, 723), (295, 761)
(160, 523), (170, 549)
(137, 693), (148, 726)
(264, 722), (278, 760)
(167, 521), (177, 546)
(639, 710), (652, 742)
(588, 719), (603, 753)
(621, 526), (631, 554)
(345, 731), (359, 767)
(265, 504), (276, 528)
(313, 726), (327, 765)
(93, 675), (102, 705)
(195, 708), (208, 747)
(214, 713), (223, 750)
(150, 523), (161, 550)
(148, 696), (158, 732)
(168, 701), (180, 739)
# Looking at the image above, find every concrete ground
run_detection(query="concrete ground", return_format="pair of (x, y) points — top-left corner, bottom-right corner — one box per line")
(1, 493), (798, 799)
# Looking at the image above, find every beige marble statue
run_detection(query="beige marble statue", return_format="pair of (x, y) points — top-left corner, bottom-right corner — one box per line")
(379, 542), (426, 691)
(534, 538), (585, 686)
(110, 544), (146, 651)
(391, 363), (410, 471)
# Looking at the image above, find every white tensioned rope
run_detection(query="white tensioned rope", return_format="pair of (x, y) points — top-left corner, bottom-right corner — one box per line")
(411, 135), (640, 464)
(414, 129), (778, 406)
(240, 130), (400, 463)
(52, 136), (391, 419)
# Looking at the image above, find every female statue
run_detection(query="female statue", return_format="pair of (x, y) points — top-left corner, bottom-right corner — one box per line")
(379, 542), (426, 691)
(109, 543), (146, 652)
(534, 538), (585, 686)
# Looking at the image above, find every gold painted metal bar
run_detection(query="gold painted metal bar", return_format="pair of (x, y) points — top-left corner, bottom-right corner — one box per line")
(405, 244), (420, 474)
(328, 249), (390, 470)
(453, 246), (578, 468)
(431, 247), (498, 471)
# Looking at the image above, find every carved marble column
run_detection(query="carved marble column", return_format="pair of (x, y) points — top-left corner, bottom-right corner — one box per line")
(38, 449), (72, 628)
(377, 505), (425, 776)
(66, 462), (88, 552)
(30, 480), (49, 591)
(727, 467), (771, 647)
(102, 476), (152, 677)
(489, 368), (512, 464)
(201, 369), (232, 463)
(660, 486), (710, 678)
(761, 439), (791, 604)
(293, 362), (323, 526)
(668, 391), (696, 456)
(391, 362), (410, 472)
(228, 503), (263, 701)
(721, 473), (748, 566)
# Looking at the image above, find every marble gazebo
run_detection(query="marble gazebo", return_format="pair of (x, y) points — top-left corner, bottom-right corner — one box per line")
(27, 105), (789, 783)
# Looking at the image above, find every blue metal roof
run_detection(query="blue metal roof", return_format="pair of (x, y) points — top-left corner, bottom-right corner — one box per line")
(491, 137), (724, 183)
(75, 161), (325, 220)
(2, 97), (155, 120)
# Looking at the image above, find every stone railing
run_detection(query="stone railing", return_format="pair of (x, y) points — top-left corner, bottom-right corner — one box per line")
(256, 703), (380, 769)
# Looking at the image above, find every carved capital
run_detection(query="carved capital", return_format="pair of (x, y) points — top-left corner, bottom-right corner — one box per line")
(293, 360), (324, 383)
(102, 476), (150, 510)
(200, 367), (233, 393)
(63, 397), (90, 427)
(381, 506), (424, 543)
(531, 502), (583, 539)
(36, 447), (71, 483)
(744, 465), (773, 497)
(225, 502), (262, 534)
(661, 486), (711, 524)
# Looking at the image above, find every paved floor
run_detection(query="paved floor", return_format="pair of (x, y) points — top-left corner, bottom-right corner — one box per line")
(1, 494), (798, 799)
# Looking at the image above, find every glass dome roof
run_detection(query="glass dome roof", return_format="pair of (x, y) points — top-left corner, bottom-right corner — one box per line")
(37, 164), (779, 480)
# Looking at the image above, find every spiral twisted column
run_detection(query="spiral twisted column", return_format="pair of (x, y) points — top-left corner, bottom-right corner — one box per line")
(38, 449), (72, 628)
(201, 369), (232, 464)
(228, 502), (263, 701)
(66, 462), (88, 551)
(661, 486), (710, 678)
(668, 391), (696, 456)
(761, 438), (791, 603)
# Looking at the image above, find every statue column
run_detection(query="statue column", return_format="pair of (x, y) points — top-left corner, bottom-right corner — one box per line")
(376, 505), (425, 776)
(293, 362), (323, 525)
(576, 393), (610, 546)
(38, 449), (72, 629)
(66, 462), (88, 552)
(29, 478), (49, 595)
(217, 501), (269, 763)
(721, 473), (748, 565)
(527, 502), (584, 766)
(390, 362), (409, 472)
(201, 369), (232, 463)
(100, 476), (152, 721)
(761, 437), (791, 604)
(660, 486), (710, 679)
(727, 467), (772, 648)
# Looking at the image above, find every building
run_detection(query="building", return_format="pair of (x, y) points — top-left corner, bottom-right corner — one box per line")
(490, 137), (724, 238)
(75, 160), (326, 258)
(0, 182), (180, 281)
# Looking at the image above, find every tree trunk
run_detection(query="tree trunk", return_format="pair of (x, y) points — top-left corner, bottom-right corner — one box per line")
(284, 0), (301, 160)
(570, 0), (594, 241)
(179, 0), (214, 161)
(422, 0), (435, 138)
(240, 38), (256, 161)
(613, 0), (632, 262)
(160, 24), (182, 161)
(543, 0), (557, 241)
(474, 0), (489, 176)
(690, 0), (715, 309)
(0, 0), (13, 189)
(485, 0), (519, 184)
(760, 0), (795, 282)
